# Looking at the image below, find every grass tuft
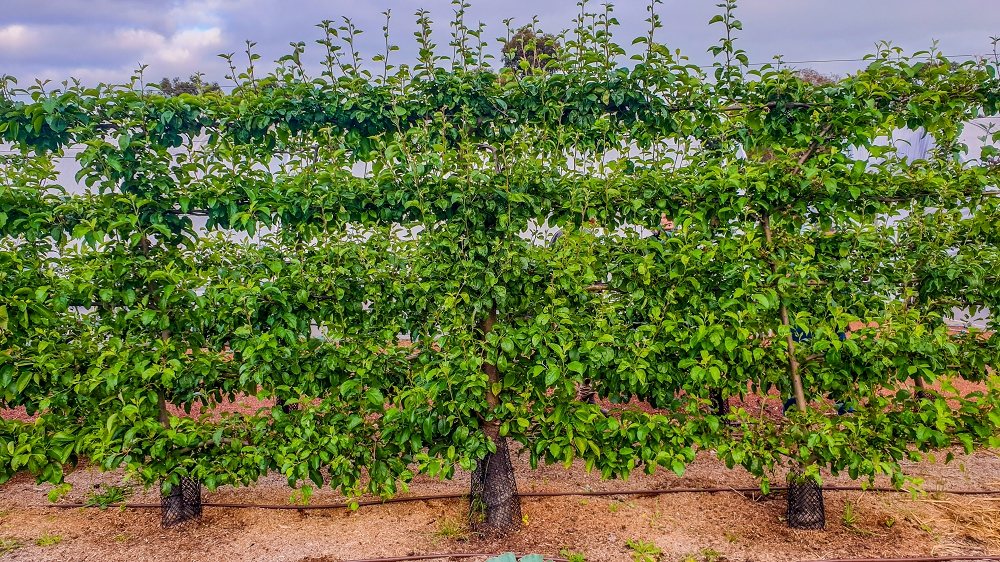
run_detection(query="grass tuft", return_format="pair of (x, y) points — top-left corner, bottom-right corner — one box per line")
(627, 539), (661, 562)
(0, 537), (22, 556)
(35, 531), (62, 547)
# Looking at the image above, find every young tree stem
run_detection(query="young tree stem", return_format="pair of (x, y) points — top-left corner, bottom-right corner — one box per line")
(159, 329), (170, 427)
(480, 309), (501, 413)
(763, 214), (807, 412)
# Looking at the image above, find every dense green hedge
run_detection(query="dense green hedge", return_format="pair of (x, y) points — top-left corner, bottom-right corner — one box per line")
(1, 2), (999, 500)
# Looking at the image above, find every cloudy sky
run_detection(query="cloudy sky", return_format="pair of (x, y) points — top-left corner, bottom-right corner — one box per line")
(1, 0), (999, 88)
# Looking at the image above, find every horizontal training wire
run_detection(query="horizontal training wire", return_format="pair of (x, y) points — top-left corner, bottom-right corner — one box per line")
(0, 52), (993, 97)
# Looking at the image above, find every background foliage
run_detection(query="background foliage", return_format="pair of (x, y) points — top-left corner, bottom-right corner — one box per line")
(1, 0), (999, 501)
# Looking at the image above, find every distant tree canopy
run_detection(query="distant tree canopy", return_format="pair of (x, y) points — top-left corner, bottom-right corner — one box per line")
(502, 26), (560, 72)
(157, 74), (221, 96)
(795, 68), (841, 86)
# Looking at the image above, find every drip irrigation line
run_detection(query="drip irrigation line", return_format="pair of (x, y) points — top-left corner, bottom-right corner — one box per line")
(804, 554), (1000, 562)
(46, 492), (466, 510)
(336, 554), (568, 562)
(42, 485), (1000, 511)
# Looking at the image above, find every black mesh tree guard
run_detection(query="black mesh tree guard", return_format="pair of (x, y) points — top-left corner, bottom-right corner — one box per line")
(276, 397), (298, 414)
(470, 435), (521, 534)
(161, 476), (202, 528)
(786, 472), (825, 529)
(710, 389), (730, 417)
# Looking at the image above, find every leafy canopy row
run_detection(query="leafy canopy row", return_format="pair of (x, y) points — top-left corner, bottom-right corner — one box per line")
(1, 1), (999, 498)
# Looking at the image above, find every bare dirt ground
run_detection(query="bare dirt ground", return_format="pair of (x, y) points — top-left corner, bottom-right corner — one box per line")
(2, 445), (1000, 562)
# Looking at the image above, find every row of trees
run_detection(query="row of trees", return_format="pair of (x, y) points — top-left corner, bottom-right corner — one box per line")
(1, 0), (999, 530)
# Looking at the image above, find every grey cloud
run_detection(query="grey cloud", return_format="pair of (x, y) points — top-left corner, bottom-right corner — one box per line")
(732, 1), (1000, 66)
(3, 25), (163, 67)
(2, 0), (178, 34)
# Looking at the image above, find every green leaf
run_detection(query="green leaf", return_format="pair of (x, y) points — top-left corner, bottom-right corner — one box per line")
(366, 388), (384, 407)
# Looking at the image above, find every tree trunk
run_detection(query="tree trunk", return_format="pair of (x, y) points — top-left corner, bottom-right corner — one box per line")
(470, 424), (520, 532)
(904, 291), (930, 400)
(157, 327), (202, 527)
(762, 217), (826, 528)
(762, 215), (807, 411)
(480, 310), (500, 410)
(158, 329), (170, 427)
(469, 309), (521, 533)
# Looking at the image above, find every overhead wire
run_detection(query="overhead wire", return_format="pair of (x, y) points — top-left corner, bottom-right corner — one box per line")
(748, 54), (985, 66)
(0, 52), (993, 99)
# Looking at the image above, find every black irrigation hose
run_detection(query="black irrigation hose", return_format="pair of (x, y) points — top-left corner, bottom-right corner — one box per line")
(522, 485), (1000, 497)
(336, 554), (568, 562)
(46, 493), (466, 510)
(344, 548), (1000, 562)
(805, 554), (1000, 562)
(42, 485), (1000, 511)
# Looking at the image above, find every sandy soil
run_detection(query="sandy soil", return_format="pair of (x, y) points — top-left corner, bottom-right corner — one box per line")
(2, 446), (1000, 562)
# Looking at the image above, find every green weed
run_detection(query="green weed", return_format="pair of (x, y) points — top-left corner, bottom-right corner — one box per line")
(701, 548), (722, 562)
(0, 538), (22, 556)
(46, 484), (72, 504)
(560, 549), (586, 562)
(434, 516), (468, 540)
(626, 539), (661, 562)
(679, 548), (723, 562)
(842, 500), (860, 526)
(84, 484), (133, 510)
(35, 531), (61, 547)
